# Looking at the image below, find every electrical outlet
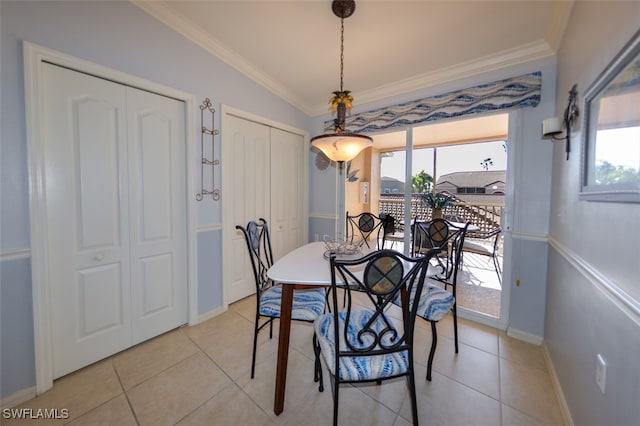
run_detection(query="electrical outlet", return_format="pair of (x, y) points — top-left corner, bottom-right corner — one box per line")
(596, 353), (607, 394)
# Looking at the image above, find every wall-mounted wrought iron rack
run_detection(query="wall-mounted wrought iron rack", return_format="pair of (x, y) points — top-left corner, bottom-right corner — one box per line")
(196, 98), (220, 201)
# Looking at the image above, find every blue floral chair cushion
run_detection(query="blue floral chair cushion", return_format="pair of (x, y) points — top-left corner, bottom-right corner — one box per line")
(415, 284), (455, 322)
(314, 309), (409, 381)
(260, 285), (326, 321)
(394, 282), (454, 322)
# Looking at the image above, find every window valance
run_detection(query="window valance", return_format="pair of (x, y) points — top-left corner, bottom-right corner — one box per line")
(324, 72), (541, 134)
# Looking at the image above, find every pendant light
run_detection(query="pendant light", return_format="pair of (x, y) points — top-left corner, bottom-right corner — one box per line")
(310, 0), (373, 164)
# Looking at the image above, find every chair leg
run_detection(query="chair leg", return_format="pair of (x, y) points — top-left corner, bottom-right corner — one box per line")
(427, 321), (438, 381)
(313, 334), (324, 392)
(452, 302), (459, 354)
(332, 375), (339, 426)
(251, 317), (259, 379)
(407, 371), (419, 425)
(493, 256), (502, 285)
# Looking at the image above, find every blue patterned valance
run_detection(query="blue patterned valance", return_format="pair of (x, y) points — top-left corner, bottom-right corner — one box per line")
(324, 72), (541, 134)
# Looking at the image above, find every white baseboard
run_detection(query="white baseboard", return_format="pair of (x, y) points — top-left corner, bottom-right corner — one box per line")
(193, 305), (226, 325)
(459, 307), (507, 330)
(0, 386), (37, 410)
(542, 343), (574, 426)
(506, 326), (543, 345)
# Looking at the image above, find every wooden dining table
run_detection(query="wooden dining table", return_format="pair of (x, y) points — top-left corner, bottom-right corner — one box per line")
(266, 241), (371, 415)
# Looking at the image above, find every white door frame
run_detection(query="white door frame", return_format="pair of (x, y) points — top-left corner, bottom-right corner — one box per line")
(372, 112), (514, 330)
(220, 105), (309, 308)
(23, 42), (198, 394)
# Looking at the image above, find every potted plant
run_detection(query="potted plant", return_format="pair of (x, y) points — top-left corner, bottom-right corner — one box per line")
(420, 192), (453, 219)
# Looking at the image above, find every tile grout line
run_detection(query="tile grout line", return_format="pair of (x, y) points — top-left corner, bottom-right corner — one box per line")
(111, 359), (142, 426)
(181, 312), (282, 424)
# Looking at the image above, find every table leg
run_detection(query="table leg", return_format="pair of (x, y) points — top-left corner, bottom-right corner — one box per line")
(274, 284), (294, 415)
(400, 286), (408, 324)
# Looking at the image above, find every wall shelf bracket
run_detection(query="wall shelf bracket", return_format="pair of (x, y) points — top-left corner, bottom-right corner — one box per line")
(196, 98), (220, 201)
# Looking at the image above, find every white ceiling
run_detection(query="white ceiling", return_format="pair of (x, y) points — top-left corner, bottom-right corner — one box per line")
(133, 1), (572, 117)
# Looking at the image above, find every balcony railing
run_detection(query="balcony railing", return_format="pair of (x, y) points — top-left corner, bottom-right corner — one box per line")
(378, 193), (503, 233)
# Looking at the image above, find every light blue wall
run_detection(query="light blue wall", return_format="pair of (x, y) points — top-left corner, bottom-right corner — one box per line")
(0, 257), (36, 398)
(197, 230), (223, 315)
(508, 238), (548, 335)
(546, 2), (640, 424)
(0, 0), (309, 400)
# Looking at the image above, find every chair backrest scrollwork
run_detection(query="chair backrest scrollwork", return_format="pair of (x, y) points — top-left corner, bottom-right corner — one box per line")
(236, 218), (274, 293)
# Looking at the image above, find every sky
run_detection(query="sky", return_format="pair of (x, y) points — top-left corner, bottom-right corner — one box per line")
(594, 127), (640, 170)
(380, 140), (507, 183)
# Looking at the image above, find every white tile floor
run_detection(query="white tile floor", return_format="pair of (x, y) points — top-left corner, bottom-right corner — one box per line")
(5, 293), (565, 425)
(385, 239), (503, 318)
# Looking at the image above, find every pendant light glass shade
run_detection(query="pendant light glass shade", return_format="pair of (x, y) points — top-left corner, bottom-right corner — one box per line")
(311, 133), (372, 163)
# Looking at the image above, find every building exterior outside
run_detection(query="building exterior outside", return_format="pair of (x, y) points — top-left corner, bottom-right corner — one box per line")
(436, 170), (506, 196)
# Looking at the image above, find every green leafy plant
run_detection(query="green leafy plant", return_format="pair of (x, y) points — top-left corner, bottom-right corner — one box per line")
(411, 170), (433, 193)
(420, 192), (453, 209)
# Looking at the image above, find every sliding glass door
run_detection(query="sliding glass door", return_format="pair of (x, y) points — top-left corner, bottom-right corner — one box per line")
(357, 113), (509, 325)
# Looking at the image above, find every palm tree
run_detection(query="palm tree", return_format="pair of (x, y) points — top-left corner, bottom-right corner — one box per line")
(412, 170), (433, 193)
(480, 157), (494, 171)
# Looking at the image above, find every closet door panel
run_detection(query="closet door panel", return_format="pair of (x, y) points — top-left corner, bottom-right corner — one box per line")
(42, 63), (132, 378)
(127, 87), (187, 342)
(270, 128), (304, 261)
(224, 115), (271, 303)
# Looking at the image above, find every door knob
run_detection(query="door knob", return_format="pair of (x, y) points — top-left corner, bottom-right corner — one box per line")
(94, 254), (104, 261)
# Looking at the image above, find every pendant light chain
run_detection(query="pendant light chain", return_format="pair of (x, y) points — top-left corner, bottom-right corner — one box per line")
(339, 16), (345, 92)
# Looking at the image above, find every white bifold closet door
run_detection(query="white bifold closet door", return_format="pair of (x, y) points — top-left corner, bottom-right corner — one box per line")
(268, 127), (304, 261)
(42, 63), (187, 378)
(223, 114), (304, 304)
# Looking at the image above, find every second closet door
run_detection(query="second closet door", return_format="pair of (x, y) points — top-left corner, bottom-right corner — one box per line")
(222, 113), (305, 304)
(224, 115), (271, 303)
(269, 127), (304, 261)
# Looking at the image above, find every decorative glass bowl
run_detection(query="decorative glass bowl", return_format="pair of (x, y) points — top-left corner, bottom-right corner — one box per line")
(323, 235), (364, 255)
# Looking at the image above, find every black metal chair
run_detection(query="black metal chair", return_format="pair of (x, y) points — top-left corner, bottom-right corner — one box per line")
(314, 249), (436, 426)
(337, 212), (389, 308)
(462, 227), (502, 284)
(379, 212), (404, 249)
(345, 211), (386, 249)
(236, 218), (326, 379)
(411, 218), (468, 354)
